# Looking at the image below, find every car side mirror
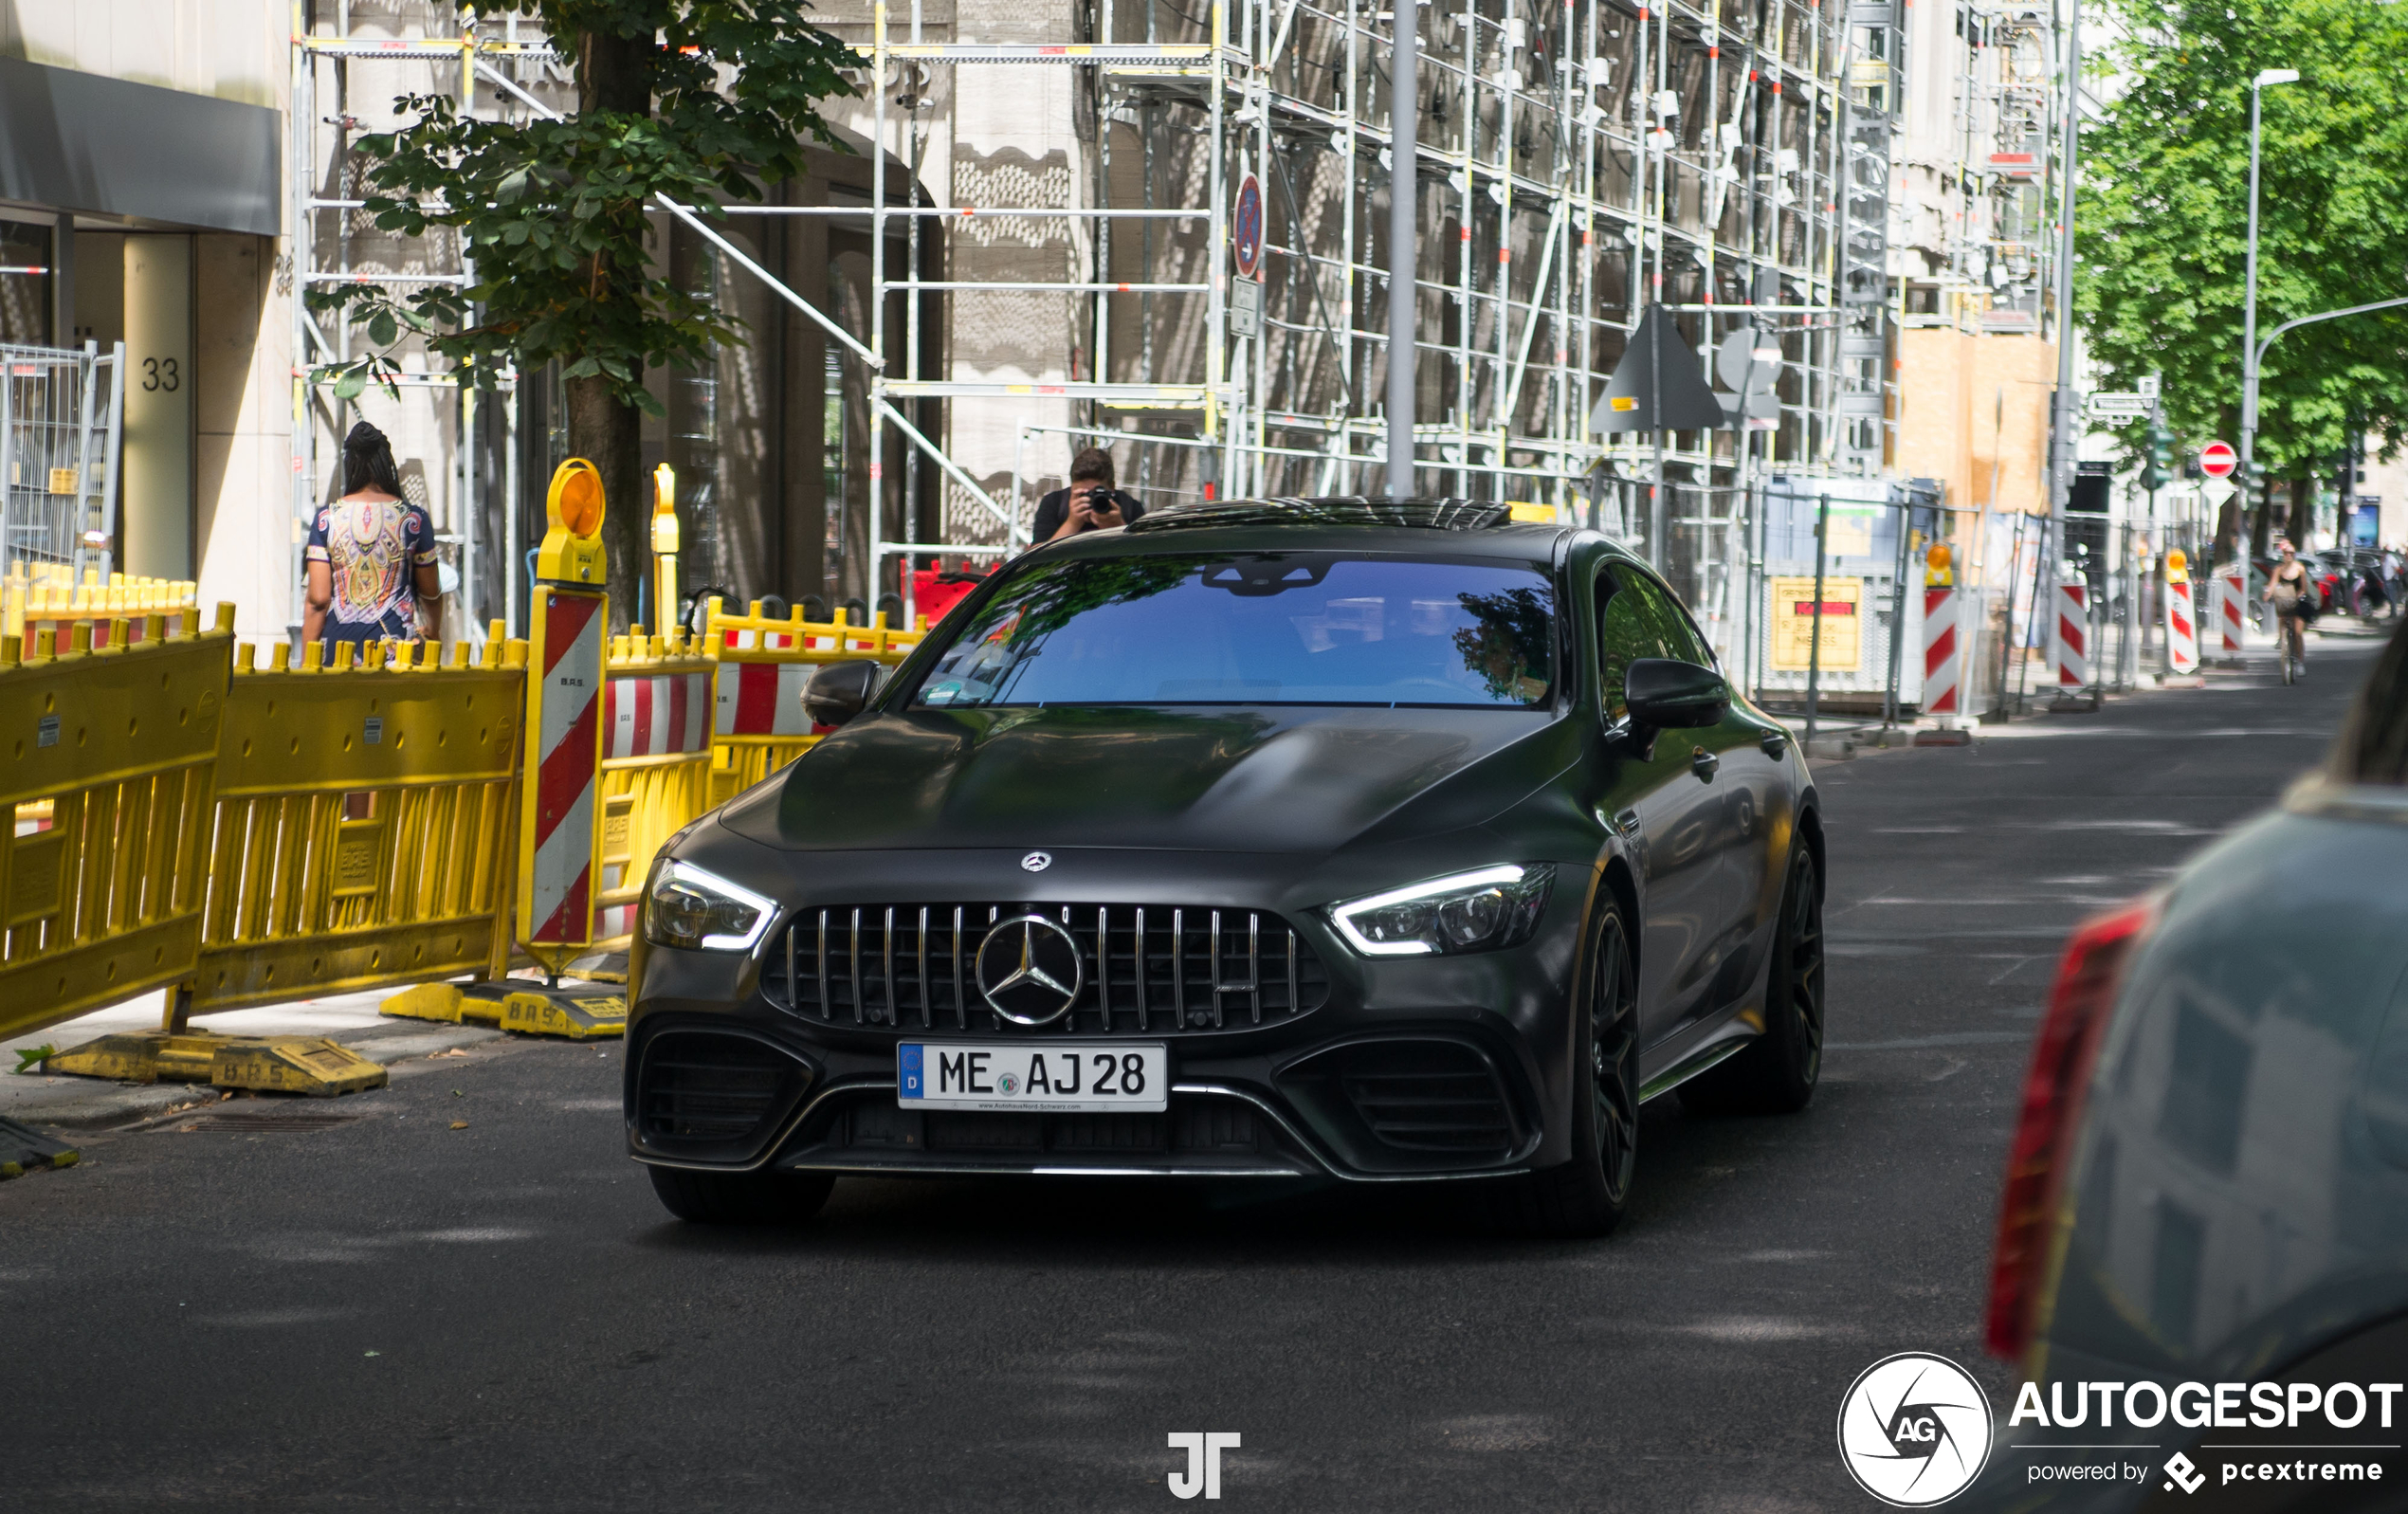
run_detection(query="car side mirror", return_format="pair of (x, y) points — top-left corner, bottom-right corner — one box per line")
(1624, 657), (1729, 731)
(802, 659), (882, 727)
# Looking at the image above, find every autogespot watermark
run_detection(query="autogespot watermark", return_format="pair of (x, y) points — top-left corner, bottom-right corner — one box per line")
(2005, 1377), (2403, 1497)
(1837, 1353), (1995, 1506)
(1839, 1359), (2408, 1505)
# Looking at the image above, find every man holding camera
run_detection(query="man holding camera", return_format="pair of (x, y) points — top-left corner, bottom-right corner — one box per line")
(1031, 447), (1145, 543)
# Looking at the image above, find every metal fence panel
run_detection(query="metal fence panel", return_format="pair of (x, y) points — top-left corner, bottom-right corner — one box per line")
(0, 342), (122, 583)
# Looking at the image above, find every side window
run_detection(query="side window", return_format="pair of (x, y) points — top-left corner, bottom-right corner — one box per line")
(1596, 568), (1685, 721)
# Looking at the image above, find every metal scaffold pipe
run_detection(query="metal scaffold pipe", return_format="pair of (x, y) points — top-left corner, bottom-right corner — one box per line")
(1384, 0), (1416, 500)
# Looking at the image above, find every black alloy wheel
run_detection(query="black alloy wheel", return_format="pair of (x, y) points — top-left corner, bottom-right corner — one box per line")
(1683, 846), (1824, 1116)
(648, 1165), (837, 1225)
(1497, 904), (1638, 1238)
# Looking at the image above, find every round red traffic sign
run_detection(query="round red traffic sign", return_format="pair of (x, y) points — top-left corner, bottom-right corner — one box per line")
(2199, 440), (2238, 478)
(1232, 174), (1264, 281)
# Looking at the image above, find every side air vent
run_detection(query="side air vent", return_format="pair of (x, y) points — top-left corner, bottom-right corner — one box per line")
(1274, 1037), (1527, 1174)
(1338, 1044), (1516, 1154)
(635, 1030), (812, 1156)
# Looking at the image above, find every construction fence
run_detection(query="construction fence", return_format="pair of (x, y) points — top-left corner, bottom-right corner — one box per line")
(1, 598), (927, 1049)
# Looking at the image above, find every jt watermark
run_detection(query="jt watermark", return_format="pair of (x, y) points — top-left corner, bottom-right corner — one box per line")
(1167, 1432), (1240, 1500)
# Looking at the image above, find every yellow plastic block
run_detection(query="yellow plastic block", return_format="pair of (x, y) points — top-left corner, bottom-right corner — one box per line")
(499, 986), (627, 1040)
(45, 1031), (387, 1096)
(380, 982), (465, 1024)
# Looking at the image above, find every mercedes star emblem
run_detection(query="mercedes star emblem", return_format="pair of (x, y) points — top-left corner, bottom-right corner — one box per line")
(975, 914), (1085, 1025)
(1021, 851), (1052, 872)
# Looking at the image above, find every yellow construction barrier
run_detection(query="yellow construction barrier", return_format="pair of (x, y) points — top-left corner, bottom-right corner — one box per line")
(704, 598), (927, 804)
(592, 626), (716, 952)
(0, 605), (228, 1043)
(182, 629), (529, 1018)
(2, 565), (200, 650)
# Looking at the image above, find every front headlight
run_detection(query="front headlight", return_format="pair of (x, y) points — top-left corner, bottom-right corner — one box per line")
(642, 860), (778, 953)
(1327, 864), (1557, 958)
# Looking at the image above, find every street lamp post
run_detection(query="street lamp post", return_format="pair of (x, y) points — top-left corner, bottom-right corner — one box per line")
(2236, 66), (2299, 554)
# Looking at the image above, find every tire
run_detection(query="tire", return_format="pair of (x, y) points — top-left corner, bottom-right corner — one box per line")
(1681, 846), (1825, 1116)
(648, 1164), (836, 1225)
(1494, 905), (1639, 1239)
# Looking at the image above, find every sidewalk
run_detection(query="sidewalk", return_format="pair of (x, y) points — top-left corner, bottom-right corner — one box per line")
(2, 983), (511, 1130)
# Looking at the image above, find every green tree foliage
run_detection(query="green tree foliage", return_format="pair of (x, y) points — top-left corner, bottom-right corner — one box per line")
(2077, 0), (2408, 548)
(308, 2), (854, 617)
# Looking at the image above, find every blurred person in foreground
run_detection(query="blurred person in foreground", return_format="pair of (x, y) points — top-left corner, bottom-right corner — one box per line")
(1031, 447), (1145, 544)
(302, 421), (441, 654)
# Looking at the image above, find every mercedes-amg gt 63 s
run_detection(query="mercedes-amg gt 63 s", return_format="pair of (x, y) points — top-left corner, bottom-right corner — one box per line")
(626, 498), (1825, 1236)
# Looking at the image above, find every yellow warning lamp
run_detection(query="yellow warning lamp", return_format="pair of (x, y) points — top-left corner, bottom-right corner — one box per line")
(2165, 547), (2189, 584)
(1925, 541), (1954, 587)
(538, 458), (608, 586)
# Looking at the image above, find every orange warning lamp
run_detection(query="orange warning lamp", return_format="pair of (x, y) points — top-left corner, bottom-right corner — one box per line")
(1925, 541), (1953, 586)
(538, 458), (609, 585)
(2165, 547), (2189, 582)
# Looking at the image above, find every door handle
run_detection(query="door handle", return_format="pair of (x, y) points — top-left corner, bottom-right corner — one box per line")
(1691, 746), (1720, 782)
(1759, 730), (1788, 759)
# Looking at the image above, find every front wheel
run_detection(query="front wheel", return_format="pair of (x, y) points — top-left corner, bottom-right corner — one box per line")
(1494, 905), (1638, 1238)
(648, 1164), (836, 1225)
(1681, 846), (1825, 1116)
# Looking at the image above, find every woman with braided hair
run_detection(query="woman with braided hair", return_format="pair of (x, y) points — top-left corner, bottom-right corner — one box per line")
(301, 421), (442, 653)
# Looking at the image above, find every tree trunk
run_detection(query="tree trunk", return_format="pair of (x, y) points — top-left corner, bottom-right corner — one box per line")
(2287, 476), (2312, 548)
(572, 24), (653, 629)
(566, 374), (645, 627)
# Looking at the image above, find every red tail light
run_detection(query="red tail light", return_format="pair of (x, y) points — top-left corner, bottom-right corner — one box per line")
(1983, 894), (2162, 1361)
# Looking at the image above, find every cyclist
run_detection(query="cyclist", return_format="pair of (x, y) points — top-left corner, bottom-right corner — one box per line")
(2266, 539), (2313, 680)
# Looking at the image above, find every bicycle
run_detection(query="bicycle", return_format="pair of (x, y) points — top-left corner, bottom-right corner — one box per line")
(2277, 610), (2307, 684)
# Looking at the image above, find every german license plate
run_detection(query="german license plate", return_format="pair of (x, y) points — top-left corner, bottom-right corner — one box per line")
(898, 1043), (1168, 1113)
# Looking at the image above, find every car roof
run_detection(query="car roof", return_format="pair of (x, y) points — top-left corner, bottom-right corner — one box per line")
(1049, 495), (1602, 563)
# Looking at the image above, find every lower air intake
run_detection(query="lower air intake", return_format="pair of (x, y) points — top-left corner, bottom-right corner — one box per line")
(1336, 1042), (1516, 1156)
(636, 1031), (808, 1152)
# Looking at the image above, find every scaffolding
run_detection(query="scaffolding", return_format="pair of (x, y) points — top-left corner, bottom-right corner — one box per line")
(291, 0), (1885, 670)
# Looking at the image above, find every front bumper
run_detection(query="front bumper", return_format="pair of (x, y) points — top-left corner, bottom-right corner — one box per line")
(624, 880), (1589, 1182)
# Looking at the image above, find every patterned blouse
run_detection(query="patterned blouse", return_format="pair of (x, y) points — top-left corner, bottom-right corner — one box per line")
(306, 494), (437, 646)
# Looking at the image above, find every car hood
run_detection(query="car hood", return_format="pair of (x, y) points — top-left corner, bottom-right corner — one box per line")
(717, 704), (1572, 854)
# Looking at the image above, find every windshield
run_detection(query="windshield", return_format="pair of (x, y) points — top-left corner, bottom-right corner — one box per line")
(910, 552), (1558, 709)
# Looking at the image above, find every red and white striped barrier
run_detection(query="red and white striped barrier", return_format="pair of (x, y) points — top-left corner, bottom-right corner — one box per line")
(713, 659), (819, 738)
(2166, 577), (2199, 675)
(2216, 570), (2247, 657)
(605, 669), (710, 757)
(523, 588), (606, 948)
(2050, 582), (2089, 687)
(1921, 586), (1961, 717)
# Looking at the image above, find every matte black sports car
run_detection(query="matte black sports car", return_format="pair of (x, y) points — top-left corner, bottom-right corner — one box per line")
(627, 499), (1825, 1236)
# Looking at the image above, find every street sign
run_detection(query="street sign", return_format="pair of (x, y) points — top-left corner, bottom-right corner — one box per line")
(2199, 478), (2237, 509)
(2087, 392), (2148, 417)
(2136, 374), (2161, 401)
(1231, 173), (1265, 280)
(1714, 328), (1782, 394)
(2199, 440), (2238, 478)
(1229, 275), (1262, 339)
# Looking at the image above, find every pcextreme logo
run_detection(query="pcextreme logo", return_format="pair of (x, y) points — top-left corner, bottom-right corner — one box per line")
(1836, 1353), (1995, 1507)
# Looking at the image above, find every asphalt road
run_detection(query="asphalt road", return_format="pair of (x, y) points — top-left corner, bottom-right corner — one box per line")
(1, 632), (2383, 1514)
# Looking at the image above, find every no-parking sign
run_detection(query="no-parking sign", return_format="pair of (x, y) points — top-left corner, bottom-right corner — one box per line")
(1232, 173), (1264, 279)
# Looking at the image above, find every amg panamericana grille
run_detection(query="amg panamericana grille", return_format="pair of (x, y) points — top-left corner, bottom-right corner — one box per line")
(758, 903), (1330, 1035)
